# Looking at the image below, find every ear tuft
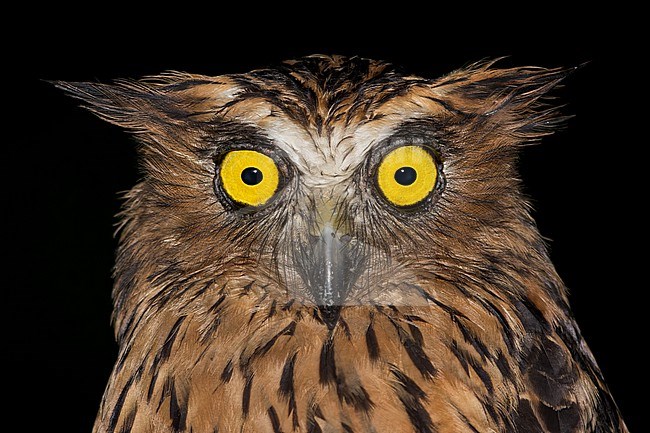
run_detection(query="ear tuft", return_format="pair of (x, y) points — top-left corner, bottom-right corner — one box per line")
(438, 60), (578, 140)
(53, 80), (169, 132)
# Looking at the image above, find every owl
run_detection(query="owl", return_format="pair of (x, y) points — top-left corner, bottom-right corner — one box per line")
(58, 55), (628, 433)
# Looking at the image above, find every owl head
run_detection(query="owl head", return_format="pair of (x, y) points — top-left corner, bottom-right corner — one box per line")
(58, 55), (569, 337)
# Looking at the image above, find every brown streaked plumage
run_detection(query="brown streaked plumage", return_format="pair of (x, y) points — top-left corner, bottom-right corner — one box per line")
(58, 55), (628, 433)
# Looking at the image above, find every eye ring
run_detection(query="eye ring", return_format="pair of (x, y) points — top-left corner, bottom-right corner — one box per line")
(218, 150), (280, 207)
(376, 145), (438, 207)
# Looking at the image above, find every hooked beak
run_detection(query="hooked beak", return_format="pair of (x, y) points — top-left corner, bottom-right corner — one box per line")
(293, 213), (363, 330)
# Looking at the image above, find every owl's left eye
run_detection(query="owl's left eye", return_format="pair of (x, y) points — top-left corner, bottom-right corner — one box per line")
(376, 145), (438, 207)
(218, 150), (280, 207)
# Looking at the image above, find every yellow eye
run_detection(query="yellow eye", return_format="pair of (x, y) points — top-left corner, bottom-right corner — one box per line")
(376, 145), (438, 207)
(219, 150), (280, 207)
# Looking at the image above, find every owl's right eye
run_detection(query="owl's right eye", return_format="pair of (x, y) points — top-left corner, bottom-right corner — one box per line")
(218, 150), (280, 207)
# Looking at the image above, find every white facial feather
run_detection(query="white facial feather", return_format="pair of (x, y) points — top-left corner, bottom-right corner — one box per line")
(215, 83), (448, 190)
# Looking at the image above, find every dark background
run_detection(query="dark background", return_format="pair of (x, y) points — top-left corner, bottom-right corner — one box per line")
(6, 17), (639, 432)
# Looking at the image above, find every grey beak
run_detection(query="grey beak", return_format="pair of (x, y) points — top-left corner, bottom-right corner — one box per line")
(294, 223), (363, 330)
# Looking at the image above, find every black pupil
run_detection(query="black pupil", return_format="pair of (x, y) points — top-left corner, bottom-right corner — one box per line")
(241, 167), (263, 185)
(394, 167), (417, 185)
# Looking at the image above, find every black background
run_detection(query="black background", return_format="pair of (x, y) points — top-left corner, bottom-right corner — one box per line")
(6, 16), (640, 432)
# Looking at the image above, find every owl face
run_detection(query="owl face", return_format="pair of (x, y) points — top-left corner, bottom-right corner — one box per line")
(58, 55), (566, 335)
(211, 111), (448, 312)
